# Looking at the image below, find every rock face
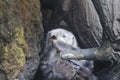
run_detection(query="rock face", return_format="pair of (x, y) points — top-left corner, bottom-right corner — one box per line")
(68, 0), (103, 48)
(92, 0), (120, 41)
(41, 0), (120, 48)
(0, 0), (43, 80)
(41, 0), (103, 48)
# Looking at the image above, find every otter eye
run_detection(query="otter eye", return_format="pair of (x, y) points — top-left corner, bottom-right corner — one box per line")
(63, 35), (66, 38)
(51, 35), (57, 39)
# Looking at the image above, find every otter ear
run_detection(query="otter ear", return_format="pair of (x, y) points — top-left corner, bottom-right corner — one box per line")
(46, 32), (51, 45)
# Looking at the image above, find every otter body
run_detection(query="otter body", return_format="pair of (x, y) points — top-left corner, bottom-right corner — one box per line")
(36, 28), (97, 80)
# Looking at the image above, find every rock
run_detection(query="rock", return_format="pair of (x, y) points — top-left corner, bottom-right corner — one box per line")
(0, 0), (43, 80)
(92, 0), (120, 41)
(66, 0), (103, 48)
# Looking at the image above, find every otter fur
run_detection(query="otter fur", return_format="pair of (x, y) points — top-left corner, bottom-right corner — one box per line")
(34, 28), (97, 80)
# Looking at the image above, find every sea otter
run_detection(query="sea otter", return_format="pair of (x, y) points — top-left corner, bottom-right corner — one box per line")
(33, 28), (97, 80)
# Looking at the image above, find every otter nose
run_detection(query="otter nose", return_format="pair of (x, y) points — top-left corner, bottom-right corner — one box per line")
(50, 35), (57, 39)
(48, 35), (57, 43)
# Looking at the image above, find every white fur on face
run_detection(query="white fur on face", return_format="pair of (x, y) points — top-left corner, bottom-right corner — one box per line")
(47, 28), (78, 48)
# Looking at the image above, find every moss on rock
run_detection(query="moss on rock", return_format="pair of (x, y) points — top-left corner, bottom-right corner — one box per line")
(1, 26), (27, 80)
(13, 26), (28, 53)
(2, 43), (25, 80)
(0, 0), (43, 80)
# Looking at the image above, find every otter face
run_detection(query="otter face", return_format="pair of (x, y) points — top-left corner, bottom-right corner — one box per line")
(47, 28), (78, 48)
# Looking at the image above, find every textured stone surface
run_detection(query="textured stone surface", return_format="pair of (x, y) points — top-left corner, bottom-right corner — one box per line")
(67, 0), (103, 48)
(0, 0), (43, 80)
(92, 0), (120, 41)
(41, 0), (103, 48)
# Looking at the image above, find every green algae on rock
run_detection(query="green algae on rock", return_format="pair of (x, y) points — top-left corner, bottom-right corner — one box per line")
(0, 0), (43, 80)
(1, 26), (27, 80)
(2, 43), (25, 80)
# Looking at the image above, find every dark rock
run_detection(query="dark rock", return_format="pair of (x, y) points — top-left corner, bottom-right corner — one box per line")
(41, 0), (103, 48)
(92, 0), (120, 41)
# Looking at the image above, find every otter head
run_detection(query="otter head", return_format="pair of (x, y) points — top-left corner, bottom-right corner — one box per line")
(47, 28), (78, 48)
